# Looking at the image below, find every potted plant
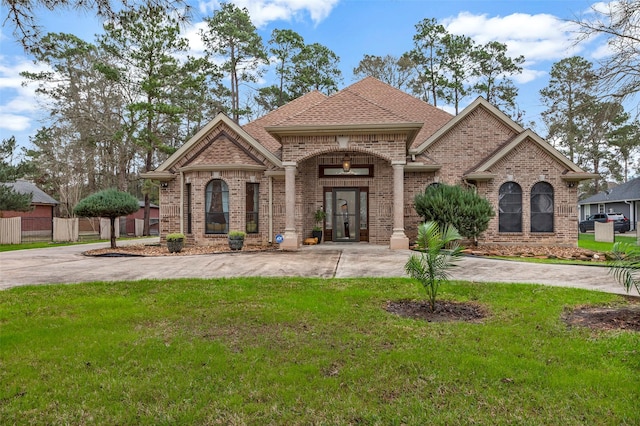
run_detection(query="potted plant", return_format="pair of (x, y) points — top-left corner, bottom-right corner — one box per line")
(228, 230), (246, 251)
(312, 208), (326, 243)
(166, 233), (185, 253)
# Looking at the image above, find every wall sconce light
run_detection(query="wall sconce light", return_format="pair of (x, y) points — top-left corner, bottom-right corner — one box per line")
(160, 182), (169, 189)
(566, 181), (576, 188)
(342, 154), (351, 173)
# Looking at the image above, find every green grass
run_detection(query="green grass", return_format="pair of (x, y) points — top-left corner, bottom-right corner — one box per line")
(578, 232), (637, 252)
(0, 237), (149, 252)
(0, 240), (107, 252)
(1, 278), (638, 424)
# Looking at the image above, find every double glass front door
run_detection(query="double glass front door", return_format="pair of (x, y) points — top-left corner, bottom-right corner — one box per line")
(324, 188), (368, 242)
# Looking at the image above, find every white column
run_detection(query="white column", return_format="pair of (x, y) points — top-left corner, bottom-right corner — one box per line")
(281, 162), (299, 249)
(389, 161), (409, 250)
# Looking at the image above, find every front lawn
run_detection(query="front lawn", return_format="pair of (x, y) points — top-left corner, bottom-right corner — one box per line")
(578, 232), (637, 252)
(1, 278), (638, 424)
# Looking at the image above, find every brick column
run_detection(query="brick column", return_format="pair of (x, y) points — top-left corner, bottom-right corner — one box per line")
(280, 162), (299, 250)
(389, 161), (409, 250)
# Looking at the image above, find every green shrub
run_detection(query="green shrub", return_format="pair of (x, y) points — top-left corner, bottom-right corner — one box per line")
(73, 189), (139, 248)
(313, 209), (326, 231)
(229, 230), (246, 239)
(405, 221), (463, 311)
(414, 183), (494, 244)
(166, 233), (185, 242)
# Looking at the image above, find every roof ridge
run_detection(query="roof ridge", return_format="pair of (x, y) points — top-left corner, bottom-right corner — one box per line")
(344, 84), (420, 123)
(273, 89), (418, 127)
(249, 90), (328, 127)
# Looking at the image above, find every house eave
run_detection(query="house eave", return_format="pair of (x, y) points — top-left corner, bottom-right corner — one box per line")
(561, 173), (600, 182)
(404, 163), (442, 172)
(179, 164), (268, 173)
(464, 172), (497, 181)
(140, 171), (175, 181)
(265, 122), (422, 150)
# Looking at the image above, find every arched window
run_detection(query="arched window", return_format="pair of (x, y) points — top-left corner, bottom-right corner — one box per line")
(499, 182), (522, 232)
(205, 179), (229, 234)
(531, 182), (554, 232)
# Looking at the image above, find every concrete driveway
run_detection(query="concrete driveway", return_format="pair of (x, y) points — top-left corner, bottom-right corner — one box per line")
(0, 238), (633, 296)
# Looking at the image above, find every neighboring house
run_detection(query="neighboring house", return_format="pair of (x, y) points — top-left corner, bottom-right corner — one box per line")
(1, 179), (59, 235)
(578, 177), (640, 230)
(121, 201), (160, 235)
(142, 77), (596, 249)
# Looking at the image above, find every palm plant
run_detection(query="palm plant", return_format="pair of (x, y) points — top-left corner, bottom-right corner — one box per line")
(608, 242), (640, 295)
(405, 221), (463, 312)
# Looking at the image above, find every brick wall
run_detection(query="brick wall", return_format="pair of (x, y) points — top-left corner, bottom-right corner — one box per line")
(479, 139), (579, 246)
(282, 133), (404, 245)
(159, 106), (582, 248)
(160, 123), (281, 248)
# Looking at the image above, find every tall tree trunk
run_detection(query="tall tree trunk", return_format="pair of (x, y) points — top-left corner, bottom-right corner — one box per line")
(110, 216), (117, 248)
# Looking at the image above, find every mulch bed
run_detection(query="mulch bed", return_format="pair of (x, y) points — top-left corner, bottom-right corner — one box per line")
(563, 298), (640, 332)
(84, 244), (278, 257)
(462, 245), (608, 262)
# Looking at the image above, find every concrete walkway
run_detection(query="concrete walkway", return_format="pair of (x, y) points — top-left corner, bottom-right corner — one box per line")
(0, 238), (634, 296)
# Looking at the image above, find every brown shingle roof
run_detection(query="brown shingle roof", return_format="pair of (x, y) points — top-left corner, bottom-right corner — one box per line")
(242, 91), (327, 157)
(242, 77), (453, 157)
(273, 89), (416, 127)
(344, 77), (453, 149)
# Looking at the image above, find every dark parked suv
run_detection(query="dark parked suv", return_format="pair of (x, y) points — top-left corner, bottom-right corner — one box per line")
(579, 213), (630, 233)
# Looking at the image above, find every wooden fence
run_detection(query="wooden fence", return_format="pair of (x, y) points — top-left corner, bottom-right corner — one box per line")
(0, 216), (148, 244)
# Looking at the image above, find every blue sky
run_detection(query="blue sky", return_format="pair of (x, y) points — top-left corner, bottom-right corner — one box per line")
(0, 0), (609, 151)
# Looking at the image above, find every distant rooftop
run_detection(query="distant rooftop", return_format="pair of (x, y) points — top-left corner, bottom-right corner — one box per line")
(2, 179), (58, 205)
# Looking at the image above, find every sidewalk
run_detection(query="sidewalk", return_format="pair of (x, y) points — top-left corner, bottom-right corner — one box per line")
(0, 239), (634, 296)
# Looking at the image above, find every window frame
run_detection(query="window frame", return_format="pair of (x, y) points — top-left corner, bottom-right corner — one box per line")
(205, 179), (229, 235)
(319, 164), (374, 178)
(245, 182), (259, 234)
(530, 182), (554, 233)
(498, 182), (523, 233)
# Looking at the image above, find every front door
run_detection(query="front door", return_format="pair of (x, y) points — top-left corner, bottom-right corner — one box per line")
(324, 188), (368, 242)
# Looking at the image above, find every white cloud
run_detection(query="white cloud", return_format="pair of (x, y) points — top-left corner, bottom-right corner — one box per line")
(443, 12), (581, 62)
(197, 0), (339, 27)
(513, 68), (547, 85)
(440, 11), (590, 87)
(0, 114), (31, 132)
(183, 21), (209, 56)
(0, 56), (51, 137)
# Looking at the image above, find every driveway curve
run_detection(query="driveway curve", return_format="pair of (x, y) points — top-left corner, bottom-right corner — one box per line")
(0, 239), (632, 296)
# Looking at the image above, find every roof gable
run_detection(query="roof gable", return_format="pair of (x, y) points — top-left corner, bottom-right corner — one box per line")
(153, 113), (282, 174)
(183, 130), (266, 168)
(411, 97), (524, 155)
(469, 129), (585, 173)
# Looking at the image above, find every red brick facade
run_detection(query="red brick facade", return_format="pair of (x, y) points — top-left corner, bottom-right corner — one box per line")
(144, 78), (594, 249)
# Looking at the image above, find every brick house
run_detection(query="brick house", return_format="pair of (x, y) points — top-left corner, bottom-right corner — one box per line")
(1, 179), (59, 227)
(142, 77), (596, 249)
(1, 179), (59, 240)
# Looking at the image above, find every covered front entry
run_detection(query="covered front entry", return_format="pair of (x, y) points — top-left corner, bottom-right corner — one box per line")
(324, 187), (368, 242)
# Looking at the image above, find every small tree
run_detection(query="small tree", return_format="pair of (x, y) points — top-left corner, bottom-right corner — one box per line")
(414, 183), (494, 245)
(0, 136), (33, 212)
(608, 243), (640, 295)
(73, 189), (139, 248)
(405, 221), (463, 312)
